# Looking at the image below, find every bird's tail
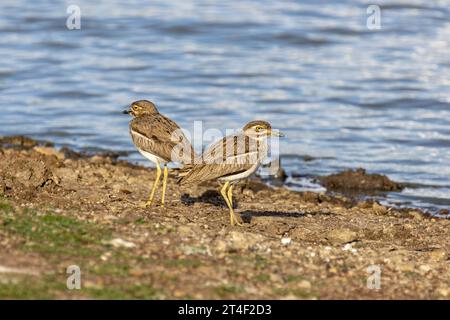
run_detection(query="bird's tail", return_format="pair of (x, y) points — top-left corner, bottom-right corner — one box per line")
(176, 164), (194, 185)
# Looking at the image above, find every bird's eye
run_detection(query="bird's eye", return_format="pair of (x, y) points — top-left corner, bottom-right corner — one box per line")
(132, 105), (141, 111)
(255, 126), (262, 132)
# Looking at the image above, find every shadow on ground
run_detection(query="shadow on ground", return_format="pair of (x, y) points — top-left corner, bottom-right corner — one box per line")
(240, 210), (335, 223)
(181, 190), (230, 207)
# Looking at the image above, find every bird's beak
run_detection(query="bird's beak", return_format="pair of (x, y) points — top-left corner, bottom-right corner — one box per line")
(122, 109), (131, 115)
(271, 130), (285, 137)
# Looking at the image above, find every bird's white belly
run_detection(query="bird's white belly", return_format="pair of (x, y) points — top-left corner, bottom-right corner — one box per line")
(219, 162), (260, 183)
(137, 148), (167, 165)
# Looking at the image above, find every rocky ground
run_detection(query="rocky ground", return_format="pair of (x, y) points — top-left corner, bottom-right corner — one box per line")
(0, 136), (448, 299)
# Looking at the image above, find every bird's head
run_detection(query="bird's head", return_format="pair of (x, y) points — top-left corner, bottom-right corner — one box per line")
(243, 120), (284, 139)
(123, 100), (159, 117)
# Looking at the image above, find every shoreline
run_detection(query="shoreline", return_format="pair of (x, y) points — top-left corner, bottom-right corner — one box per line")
(0, 136), (449, 299)
(2, 135), (446, 217)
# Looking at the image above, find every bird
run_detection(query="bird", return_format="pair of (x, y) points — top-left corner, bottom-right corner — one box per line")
(177, 120), (284, 226)
(123, 100), (196, 207)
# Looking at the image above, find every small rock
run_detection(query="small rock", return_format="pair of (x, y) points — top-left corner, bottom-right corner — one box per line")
(269, 273), (283, 283)
(173, 290), (185, 298)
(213, 239), (228, 254)
(296, 280), (312, 290)
(129, 268), (145, 277)
(100, 251), (112, 261)
(327, 228), (358, 244)
(242, 188), (255, 198)
(281, 237), (291, 246)
(342, 243), (358, 253)
(105, 238), (136, 248)
(177, 225), (194, 237)
(0, 265), (39, 276)
(419, 265), (431, 273)
(429, 248), (447, 261)
(33, 146), (65, 160)
(54, 167), (80, 187)
(396, 262), (415, 272)
(436, 287), (449, 298)
(228, 231), (264, 251)
(84, 280), (103, 289)
(357, 201), (372, 209)
(372, 202), (387, 215)
(91, 155), (107, 164)
(181, 245), (208, 255)
(408, 211), (423, 220)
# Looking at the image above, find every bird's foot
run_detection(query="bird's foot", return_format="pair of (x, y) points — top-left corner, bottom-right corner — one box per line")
(141, 201), (153, 208)
(230, 212), (244, 226)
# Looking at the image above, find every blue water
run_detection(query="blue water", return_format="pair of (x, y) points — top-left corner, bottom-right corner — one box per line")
(0, 0), (449, 213)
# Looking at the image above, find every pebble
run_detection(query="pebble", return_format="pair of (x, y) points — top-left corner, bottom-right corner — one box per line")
(419, 265), (431, 273)
(436, 287), (449, 298)
(0, 265), (39, 276)
(327, 228), (358, 244)
(213, 239), (228, 254)
(100, 251), (112, 261)
(396, 262), (415, 272)
(105, 238), (136, 248)
(296, 280), (312, 290)
(342, 243), (358, 253)
(228, 231), (264, 251)
(372, 202), (387, 215)
(33, 146), (65, 160)
(129, 268), (145, 277)
(408, 211), (423, 220)
(428, 248), (447, 261)
(281, 237), (291, 246)
(269, 274), (283, 283)
(177, 225), (193, 237)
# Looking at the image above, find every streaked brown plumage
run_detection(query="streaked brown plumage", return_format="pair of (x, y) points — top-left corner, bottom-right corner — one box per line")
(178, 120), (284, 225)
(178, 132), (263, 184)
(130, 113), (196, 165)
(124, 100), (196, 207)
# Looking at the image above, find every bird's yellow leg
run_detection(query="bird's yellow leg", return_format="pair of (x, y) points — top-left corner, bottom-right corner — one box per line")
(227, 185), (243, 226)
(161, 165), (168, 207)
(143, 163), (161, 207)
(227, 184), (233, 208)
(220, 182), (233, 225)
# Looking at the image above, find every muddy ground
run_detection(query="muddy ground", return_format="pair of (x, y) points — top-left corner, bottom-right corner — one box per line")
(0, 137), (448, 299)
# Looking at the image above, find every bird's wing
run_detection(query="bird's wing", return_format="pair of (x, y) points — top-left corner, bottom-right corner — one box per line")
(178, 133), (264, 184)
(130, 114), (196, 164)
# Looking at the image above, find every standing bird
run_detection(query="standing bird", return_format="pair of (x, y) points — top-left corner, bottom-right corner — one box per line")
(178, 120), (283, 226)
(124, 100), (196, 207)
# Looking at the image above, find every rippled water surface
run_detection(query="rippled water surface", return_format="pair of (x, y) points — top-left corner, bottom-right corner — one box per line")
(1, 0), (449, 213)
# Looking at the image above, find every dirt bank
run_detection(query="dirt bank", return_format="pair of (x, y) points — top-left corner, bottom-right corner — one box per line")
(0, 137), (448, 299)
(320, 168), (403, 192)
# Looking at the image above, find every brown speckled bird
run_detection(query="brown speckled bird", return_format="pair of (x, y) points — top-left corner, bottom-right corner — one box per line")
(178, 120), (284, 225)
(124, 100), (196, 207)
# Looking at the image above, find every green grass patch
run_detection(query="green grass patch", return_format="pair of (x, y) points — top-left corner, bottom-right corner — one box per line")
(254, 255), (268, 269)
(214, 284), (245, 298)
(134, 217), (146, 225)
(0, 275), (163, 300)
(272, 287), (317, 299)
(285, 275), (308, 283)
(161, 258), (202, 268)
(0, 275), (67, 299)
(2, 210), (111, 257)
(0, 198), (13, 212)
(254, 273), (270, 282)
(91, 263), (131, 277)
(85, 284), (163, 299)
